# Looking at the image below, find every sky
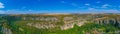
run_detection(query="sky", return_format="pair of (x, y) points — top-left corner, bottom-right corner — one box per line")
(0, 0), (120, 14)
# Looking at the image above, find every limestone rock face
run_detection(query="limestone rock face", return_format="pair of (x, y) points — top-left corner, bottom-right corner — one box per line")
(2, 27), (12, 34)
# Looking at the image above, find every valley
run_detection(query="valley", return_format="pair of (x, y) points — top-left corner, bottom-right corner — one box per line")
(0, 14), (120, 34)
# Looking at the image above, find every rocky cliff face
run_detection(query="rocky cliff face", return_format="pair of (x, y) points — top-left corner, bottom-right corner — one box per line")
(93, 17), (120, 28)
(0, 14), (120, 34)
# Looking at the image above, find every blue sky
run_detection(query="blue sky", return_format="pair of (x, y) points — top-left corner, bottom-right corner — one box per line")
(0, 0), (120, 14)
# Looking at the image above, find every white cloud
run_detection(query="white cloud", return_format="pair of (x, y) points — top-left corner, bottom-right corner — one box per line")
(0, 2), (4, 8)
(1, 9), (120, 14)
(28, 9), (32, 11)
(88, 8), (96, 10)
(101, 4), (110, 8)
(79, 9), (120, 14)
(96, 10), (120, 13)
(0, 10), (5, 14)
(85, 3), (90, 6)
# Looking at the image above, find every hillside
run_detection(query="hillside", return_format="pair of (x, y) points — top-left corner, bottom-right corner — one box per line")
(0, 14), (120, 34)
